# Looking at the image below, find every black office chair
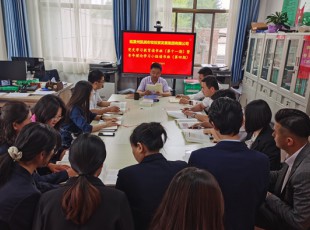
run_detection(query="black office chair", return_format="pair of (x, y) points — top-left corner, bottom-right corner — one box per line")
(0, 219), (10, 230)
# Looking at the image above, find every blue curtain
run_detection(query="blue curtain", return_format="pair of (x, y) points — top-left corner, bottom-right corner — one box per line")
(113, 0), (131, 65)
(1, 0), (31, 59)
(135, 0), (150, 31)
(231, 0), (260, 83)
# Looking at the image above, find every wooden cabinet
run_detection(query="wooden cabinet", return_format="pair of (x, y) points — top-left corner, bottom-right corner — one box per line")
(241, 33), (310, 116)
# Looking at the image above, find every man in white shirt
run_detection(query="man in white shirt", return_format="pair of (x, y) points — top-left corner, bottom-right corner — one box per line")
(182, 75), (219, 121)
(176, 67), (213, 104)
(256, 108), (310, 230)
(88, 70), (120, 115)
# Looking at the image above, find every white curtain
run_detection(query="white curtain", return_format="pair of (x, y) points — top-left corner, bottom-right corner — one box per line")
(150, 0), (172, 32)
(0, 1), (8, 59)
(26, 0), (116, 74)
(225, 0), (241, 68)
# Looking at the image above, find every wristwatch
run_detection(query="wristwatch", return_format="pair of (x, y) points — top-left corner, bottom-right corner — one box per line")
(191, 113), (196, 118)
(100, 115), (105, 120)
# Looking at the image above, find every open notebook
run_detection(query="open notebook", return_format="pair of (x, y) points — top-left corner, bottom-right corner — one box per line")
(146, 83), (163, 93)
(175, 118), (198, 129)
(98, 119), (122, 132)
(182, 129), (211, 144)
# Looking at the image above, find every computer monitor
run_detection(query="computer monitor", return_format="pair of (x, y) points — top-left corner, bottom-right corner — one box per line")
(0, 61), (27, 80)
(12, 57), (45, 73)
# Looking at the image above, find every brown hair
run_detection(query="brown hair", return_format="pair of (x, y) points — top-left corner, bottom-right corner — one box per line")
(149, 167), (224, 230)
(61, 133), (106, 225)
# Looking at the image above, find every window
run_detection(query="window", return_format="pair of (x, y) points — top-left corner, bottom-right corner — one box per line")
(38, 0), (115, 66)
(172, 0), (229, 65)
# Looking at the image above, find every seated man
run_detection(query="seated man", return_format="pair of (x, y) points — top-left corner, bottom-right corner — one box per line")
(136, 62), (171, 97)
(256, 108), (310, 230)
(176, 67), (213, 104)
(182, 75), (219, 120)
(189, 97), (269, 230)
(88, 70), (120, 114)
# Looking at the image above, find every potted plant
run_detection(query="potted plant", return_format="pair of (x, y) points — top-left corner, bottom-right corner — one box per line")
(266, 11), (290, 33)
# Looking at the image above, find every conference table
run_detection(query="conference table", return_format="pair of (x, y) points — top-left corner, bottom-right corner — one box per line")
(87, 94), (214, 185)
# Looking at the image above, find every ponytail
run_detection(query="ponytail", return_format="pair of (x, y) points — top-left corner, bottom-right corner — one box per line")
(0, 154), (15, 186)
(61, 176), (100, 224)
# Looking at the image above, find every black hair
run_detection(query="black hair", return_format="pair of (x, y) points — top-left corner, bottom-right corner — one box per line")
(202, 76), (219, 90)
(208, 97), (243, 135)
(88, 70), (104, 84)
(130, 122), (167, 151)
(65, 81), (93, 123)
(198, 67), (213, 76)
(0, 101), (30, 146)
(275, 108), (310, 138)
(150, 62), (162, 72)
(0, 122), (60, 186)
(211, 89), (236, 101)
(62, 133), (106, 224)
(245, 100), (272, 133)
(32, 94), (66, 130)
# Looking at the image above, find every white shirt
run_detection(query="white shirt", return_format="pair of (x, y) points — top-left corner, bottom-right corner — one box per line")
(188, 90), (204, 100)
(201, 97), (213, 111)
(281, 144), (307, 192)
(90, 90), (103, 110)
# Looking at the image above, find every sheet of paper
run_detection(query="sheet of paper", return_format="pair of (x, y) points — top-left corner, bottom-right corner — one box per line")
(99, 120), (121, 131)
(5, 93), (30, 97)
(169, 97), (180, 103)
(146, 83), (163, 94)
(31, 90), (56, 95)
(110, 101), (127, 112)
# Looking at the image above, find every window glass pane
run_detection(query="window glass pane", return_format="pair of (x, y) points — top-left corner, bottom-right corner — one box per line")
(194, 13), (212, 64)
(211, 13), (228, 64)
(197, 0), (230, 9)
(172, 0), (193, 8)
(174, 13), (193, 32)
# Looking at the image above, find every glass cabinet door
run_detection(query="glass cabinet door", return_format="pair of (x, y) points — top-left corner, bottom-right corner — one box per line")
(251, 38), (263, 77)
(270, 39), (285, 84)
(261, 38), (274, 80)
(295, 40), (310, 97)
(281, 39), (299, 91)
(246, 38), (255, 73)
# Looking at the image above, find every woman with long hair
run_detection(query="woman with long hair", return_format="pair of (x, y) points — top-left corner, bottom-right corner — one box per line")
(60, 80), (118, 148)
(33, 133), (134, 230)
(0, 123), (59, 230)
(150, 167), (224, 230)
(244, 99), (281, 170)
(0, 101), (32, 154)
(0, 101), (73, 192)
(31, 94), (66, 130)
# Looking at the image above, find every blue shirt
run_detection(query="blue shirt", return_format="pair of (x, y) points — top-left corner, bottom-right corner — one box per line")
(60, 106), (97, 148)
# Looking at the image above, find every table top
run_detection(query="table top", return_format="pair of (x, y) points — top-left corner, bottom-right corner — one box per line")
(90, 94), (214, 184)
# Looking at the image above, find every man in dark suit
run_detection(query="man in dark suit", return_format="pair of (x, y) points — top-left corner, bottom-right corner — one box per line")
(256, 109), (310, 230)
(189, 97), (270, 230)
(115, 122), (187, 230)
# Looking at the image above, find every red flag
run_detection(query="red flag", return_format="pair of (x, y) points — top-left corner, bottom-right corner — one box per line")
(295, 3), (305, 26)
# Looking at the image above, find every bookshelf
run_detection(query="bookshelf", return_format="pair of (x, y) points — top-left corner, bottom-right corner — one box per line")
(241, 33), (310, 116)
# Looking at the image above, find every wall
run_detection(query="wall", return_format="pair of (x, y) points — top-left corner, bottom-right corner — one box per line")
(0, 2), (7, 59)
(258, 0), (284, 22)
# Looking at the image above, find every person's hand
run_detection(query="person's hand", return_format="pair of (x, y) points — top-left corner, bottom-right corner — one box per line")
(105, 121), (119, 128)
(203, 128), (219, 143)
(66, 168), (77, 177)
(183, 110), (195, 117)
(48, 163), (70, 173)
(176, 94), (184, 98)
(102, 117), (118, 122)
(189, 123), (203, 129)
(179, 98), (190, 104)
(144, 90), (152, 95)
(108, 106), (120, 113)
(155, 91), (162, 96)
